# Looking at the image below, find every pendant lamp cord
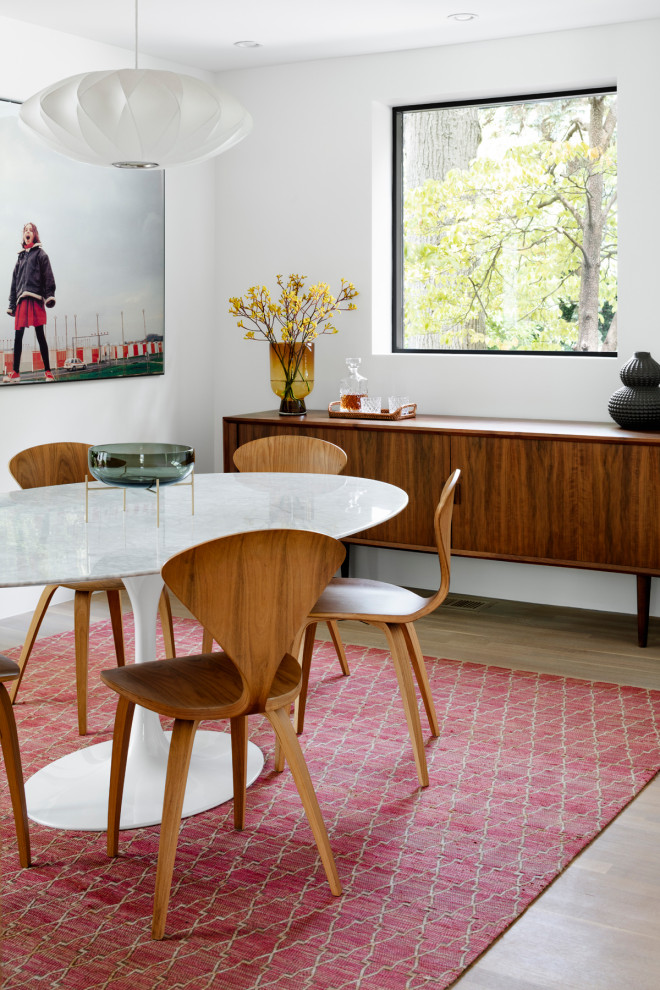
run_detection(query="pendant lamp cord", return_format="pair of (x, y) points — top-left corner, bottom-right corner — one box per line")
(134, 0), (139, 69)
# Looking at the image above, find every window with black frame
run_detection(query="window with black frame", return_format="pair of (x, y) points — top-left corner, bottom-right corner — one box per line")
(392, 88), (617, 355)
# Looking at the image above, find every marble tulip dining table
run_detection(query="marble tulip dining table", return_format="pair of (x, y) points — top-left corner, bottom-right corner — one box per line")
(0, 471), (408, 831)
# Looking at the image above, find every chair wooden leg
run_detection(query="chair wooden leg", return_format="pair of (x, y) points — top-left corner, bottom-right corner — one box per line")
(402, 622), (440, 736)
(272, 622), (301, 766)
(0, 684), (31, 867)
(106, 589), (126, 667)
(230, 716), (248, 830)
(73, 590), (92, 736)
(267, 705), (341, 896)
(293, 622), (317, 735)
(273, 736), (285, 772)
(380, 622), (429, 788)
(107, 696), (135, 857)
(273, 624), (299, 768)
(152, 718), (200, 940)
(326, 620), (350, 676)
(158, 589), (176, 659)
(201, 628), (214, 653)
(7, 584), (59, 704)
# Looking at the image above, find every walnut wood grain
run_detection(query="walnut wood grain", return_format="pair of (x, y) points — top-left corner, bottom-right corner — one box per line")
(233, 434), (347, 474)
(8, 441), (91, 489)
(577, 441), (660, 570)
(450, 435), (581, 561)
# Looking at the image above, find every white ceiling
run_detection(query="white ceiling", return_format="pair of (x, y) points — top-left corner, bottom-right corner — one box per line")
(0, 0), (658, 72)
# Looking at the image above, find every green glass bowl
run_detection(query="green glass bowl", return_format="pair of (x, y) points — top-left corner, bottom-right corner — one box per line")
(88, 443), (194, 489)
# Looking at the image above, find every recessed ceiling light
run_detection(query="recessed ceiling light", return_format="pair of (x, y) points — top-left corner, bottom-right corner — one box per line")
(448, 12), (478, 21)
(234, 40), (262, 48)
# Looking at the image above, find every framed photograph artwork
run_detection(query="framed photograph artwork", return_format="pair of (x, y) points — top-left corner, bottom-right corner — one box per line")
(0, 97), (165, 386)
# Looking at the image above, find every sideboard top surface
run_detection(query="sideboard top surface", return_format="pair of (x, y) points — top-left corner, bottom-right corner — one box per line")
(223, 410), (660, 445)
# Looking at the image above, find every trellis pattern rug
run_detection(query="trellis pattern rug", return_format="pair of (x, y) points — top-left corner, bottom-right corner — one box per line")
(1, 617), (660, 990)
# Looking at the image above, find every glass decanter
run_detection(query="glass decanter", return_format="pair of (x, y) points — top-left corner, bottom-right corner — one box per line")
(339, 357), (368, 412)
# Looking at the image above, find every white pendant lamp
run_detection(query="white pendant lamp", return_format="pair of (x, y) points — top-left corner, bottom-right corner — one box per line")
(18, 1), (252, 169)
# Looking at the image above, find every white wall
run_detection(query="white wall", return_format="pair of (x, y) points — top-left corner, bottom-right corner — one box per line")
(0, 18), (218, 618)
(213, 20), (660, 618)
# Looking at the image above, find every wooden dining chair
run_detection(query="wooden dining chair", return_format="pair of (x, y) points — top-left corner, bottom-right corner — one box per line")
(102, 528), (345, 940)
(8, 441), (176, 735)
(232, 434), (348, 474)
(0, 654), (31, 868)
(203, 434), (350, 675)
(290, 469), (461, 789)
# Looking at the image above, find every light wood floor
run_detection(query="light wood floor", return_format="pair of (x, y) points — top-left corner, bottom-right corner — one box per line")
(2, 592), (659, 989)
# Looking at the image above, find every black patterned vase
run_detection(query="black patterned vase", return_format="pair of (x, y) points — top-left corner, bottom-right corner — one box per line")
(608, 351), (660, 430)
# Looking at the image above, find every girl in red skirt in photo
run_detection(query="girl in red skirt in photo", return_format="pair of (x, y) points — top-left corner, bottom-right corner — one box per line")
(5, 222), (56, 383)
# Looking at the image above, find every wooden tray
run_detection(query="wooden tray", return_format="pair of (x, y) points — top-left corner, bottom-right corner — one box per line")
(328, 400), (417, 421)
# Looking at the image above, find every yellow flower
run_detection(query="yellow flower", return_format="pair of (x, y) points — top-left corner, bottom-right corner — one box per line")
(229, 274), (359, 343)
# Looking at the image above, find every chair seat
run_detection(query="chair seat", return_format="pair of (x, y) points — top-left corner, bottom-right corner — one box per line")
(61, 579), (125, 593)
(0, 655), (20, 682)
(101, 651), (302, 721)
(310, 577), (432, 623)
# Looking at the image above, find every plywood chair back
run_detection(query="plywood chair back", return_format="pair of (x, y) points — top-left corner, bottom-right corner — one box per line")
(233, 434), (347, 474)
(162, 529), (346, 712)
(412, 466), (461, 619)
(229, 433), (350, 676)
(7, 441), (175, 733)
(106, 529), (345, 937)
(293, 469), (461, 788)
(9, 441), (91, 488)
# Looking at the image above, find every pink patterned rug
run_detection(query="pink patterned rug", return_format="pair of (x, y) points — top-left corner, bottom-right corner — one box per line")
(2, 617), (660, 989)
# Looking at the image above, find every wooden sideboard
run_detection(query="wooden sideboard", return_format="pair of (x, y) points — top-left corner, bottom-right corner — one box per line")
(223, 410), (660, 646)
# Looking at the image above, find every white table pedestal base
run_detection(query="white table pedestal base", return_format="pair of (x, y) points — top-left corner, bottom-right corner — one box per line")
(25, 729), (265, 831)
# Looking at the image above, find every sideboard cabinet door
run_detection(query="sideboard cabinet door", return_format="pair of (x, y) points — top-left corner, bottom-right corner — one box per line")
(576, 441), (660, 570)
(450, 435), (581, 563)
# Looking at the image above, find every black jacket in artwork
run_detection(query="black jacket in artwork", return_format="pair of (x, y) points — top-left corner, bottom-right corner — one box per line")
(7, 244), (56, 315)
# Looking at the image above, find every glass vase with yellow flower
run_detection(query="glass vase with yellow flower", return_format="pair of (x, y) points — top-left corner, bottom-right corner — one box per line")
(229, 273), (358, 416)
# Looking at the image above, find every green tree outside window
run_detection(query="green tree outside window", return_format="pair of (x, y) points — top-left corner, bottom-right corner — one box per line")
(395, 89), (617, 354)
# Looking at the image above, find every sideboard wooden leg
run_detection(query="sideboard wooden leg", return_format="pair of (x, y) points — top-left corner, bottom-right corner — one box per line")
(636, 574), (651, 648)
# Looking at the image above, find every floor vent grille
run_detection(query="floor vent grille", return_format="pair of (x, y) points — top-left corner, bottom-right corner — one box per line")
(441, 596), (493, 613)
